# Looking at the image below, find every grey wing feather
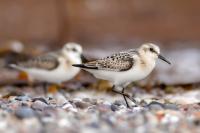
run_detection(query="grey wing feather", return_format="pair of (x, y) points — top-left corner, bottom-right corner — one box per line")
(15, 52), (60, 70)
(84, 52), (135, 72)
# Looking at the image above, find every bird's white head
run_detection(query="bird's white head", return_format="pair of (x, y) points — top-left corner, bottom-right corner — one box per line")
(139, 43), (160, 59)
(62, 42), (83, 57)
(139, 43), (171, 64)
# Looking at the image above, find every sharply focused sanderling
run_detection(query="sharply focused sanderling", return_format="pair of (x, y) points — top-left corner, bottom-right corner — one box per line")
(73, 43), (171, 108)
(10, 42), (85, 87)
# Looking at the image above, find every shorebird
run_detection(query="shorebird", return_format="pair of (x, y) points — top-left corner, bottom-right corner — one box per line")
(10, 42), (85, 90)
(73, 43), (171, 108)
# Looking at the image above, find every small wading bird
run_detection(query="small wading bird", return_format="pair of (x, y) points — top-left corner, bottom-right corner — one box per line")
(10, 42), (86, 93)
(73, 43), (171, 108)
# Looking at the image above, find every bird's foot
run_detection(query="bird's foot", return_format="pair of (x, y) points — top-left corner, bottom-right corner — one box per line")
(112, 89), (138, 107)
(123, 94), (138, 107)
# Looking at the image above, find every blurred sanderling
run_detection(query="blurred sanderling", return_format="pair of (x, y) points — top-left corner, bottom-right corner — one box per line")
(73, 43), (171, 108)
(10, 42), (85, 87)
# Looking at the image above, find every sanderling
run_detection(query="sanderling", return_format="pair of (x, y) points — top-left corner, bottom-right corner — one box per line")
(10, 42), (85, 87)
(73, 43), (171, 108)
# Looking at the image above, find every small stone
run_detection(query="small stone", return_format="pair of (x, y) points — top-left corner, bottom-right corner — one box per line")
(97, 104), (111, 112)
(82, 98), (91, 102)
(15, 107), (35, 119)
(113, 100), (124, 106)
(62, 102), (77, 112)
(74, 101), (91, 109)
(15, 95), (30, 101)
(48, 97), (57, 106)
(164, 103), (179, 110)
(91, 99), (98, 105)
(0, 104), (8, 110)
(42, 106), (57, 117)
(101, 114), (116, 126)
(62, 102), (73, 109)
(56, 95), (67, 105)
(32, 97), (48, 105)
(88, 122), (100, 128)
(111, 104), (119, 112)
(146, 101), (164, 110)
(23, 118), (42, 132)
(156, 111), (165, 121)
(31, 100), (48, 111)
(21, 102), (29, 107)
(139, 100), (148, 106)
(161, 113), (180, 124)
(58, 118), (71, 127)
(87, 105), (97, 113)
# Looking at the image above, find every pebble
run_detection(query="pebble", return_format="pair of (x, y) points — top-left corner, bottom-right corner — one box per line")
(15, 95), (31, 102)
(87, 105), (98, 113)
(164, 103), (178, 110)
(31, 100), (48, 111)
(32, 97), (49, 105)
(62, 102), (73, 109)
(62, 102), (77, 112)
(111, 104), (119, 112)
(58, 118), (71, 128)
(161, 113), (180, 124)
(113, 100), (124, 106)
(22, 118), (42, 133)
(101, 114), (116, 126)
(97, 104), (111, 112)
(74, 101), (91, 109)
(146, 101), (165, 110)
(88, 122), (100, 128)
(82, 98), (98, 105)
(15, 107), (35, 119)
(52, 93), (67, 106)
(42, 106), (57, 117)
(82, 98), (92, 103)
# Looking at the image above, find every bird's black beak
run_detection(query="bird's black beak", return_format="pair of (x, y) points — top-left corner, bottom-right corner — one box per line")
(158, 54), (171, 65)
(81, 54), (88, 63)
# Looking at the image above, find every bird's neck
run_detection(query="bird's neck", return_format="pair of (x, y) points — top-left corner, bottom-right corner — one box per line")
(68, 53), (82, 64)
(139, 54), (156, 69)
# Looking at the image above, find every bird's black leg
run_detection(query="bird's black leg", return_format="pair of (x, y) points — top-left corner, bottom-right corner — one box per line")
(112, 86), (130, 108)
(42, 82), (48, 96)
(112, 86), (137, 107)
(122, 87), (130, 108)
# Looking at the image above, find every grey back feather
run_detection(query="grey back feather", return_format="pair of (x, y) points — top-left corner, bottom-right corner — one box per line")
(15, 52), (60, 70)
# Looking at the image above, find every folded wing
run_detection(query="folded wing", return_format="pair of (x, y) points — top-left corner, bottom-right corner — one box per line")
(77, 52), (134, 72)
(13, 53), (60, 70)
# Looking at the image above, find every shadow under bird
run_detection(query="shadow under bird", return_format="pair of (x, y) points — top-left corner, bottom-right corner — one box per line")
(73, 43), (171, 108)
(10, 42), (85, 91)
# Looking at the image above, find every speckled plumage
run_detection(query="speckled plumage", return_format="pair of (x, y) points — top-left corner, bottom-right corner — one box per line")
(15, 52), (61, 70)
(79, 50), (139, 72)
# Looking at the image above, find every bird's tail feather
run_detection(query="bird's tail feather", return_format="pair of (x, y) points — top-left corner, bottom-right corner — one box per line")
(72, 64), (98, 69)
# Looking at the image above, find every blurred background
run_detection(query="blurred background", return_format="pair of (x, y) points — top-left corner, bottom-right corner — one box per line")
(0, 2), (200, 132)
(0, 0), (200, 48)
(0, 0), (200, 84)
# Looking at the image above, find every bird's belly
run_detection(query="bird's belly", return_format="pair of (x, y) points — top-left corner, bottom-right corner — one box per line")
(124, 65), (155, 82)
(26, 66), (80, 84)
(87, 65), (154, 86)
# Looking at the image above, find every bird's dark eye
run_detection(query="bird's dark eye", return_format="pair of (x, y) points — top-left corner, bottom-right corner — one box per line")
(72, 48), (77, 52)
(149, 48), (154, 52)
